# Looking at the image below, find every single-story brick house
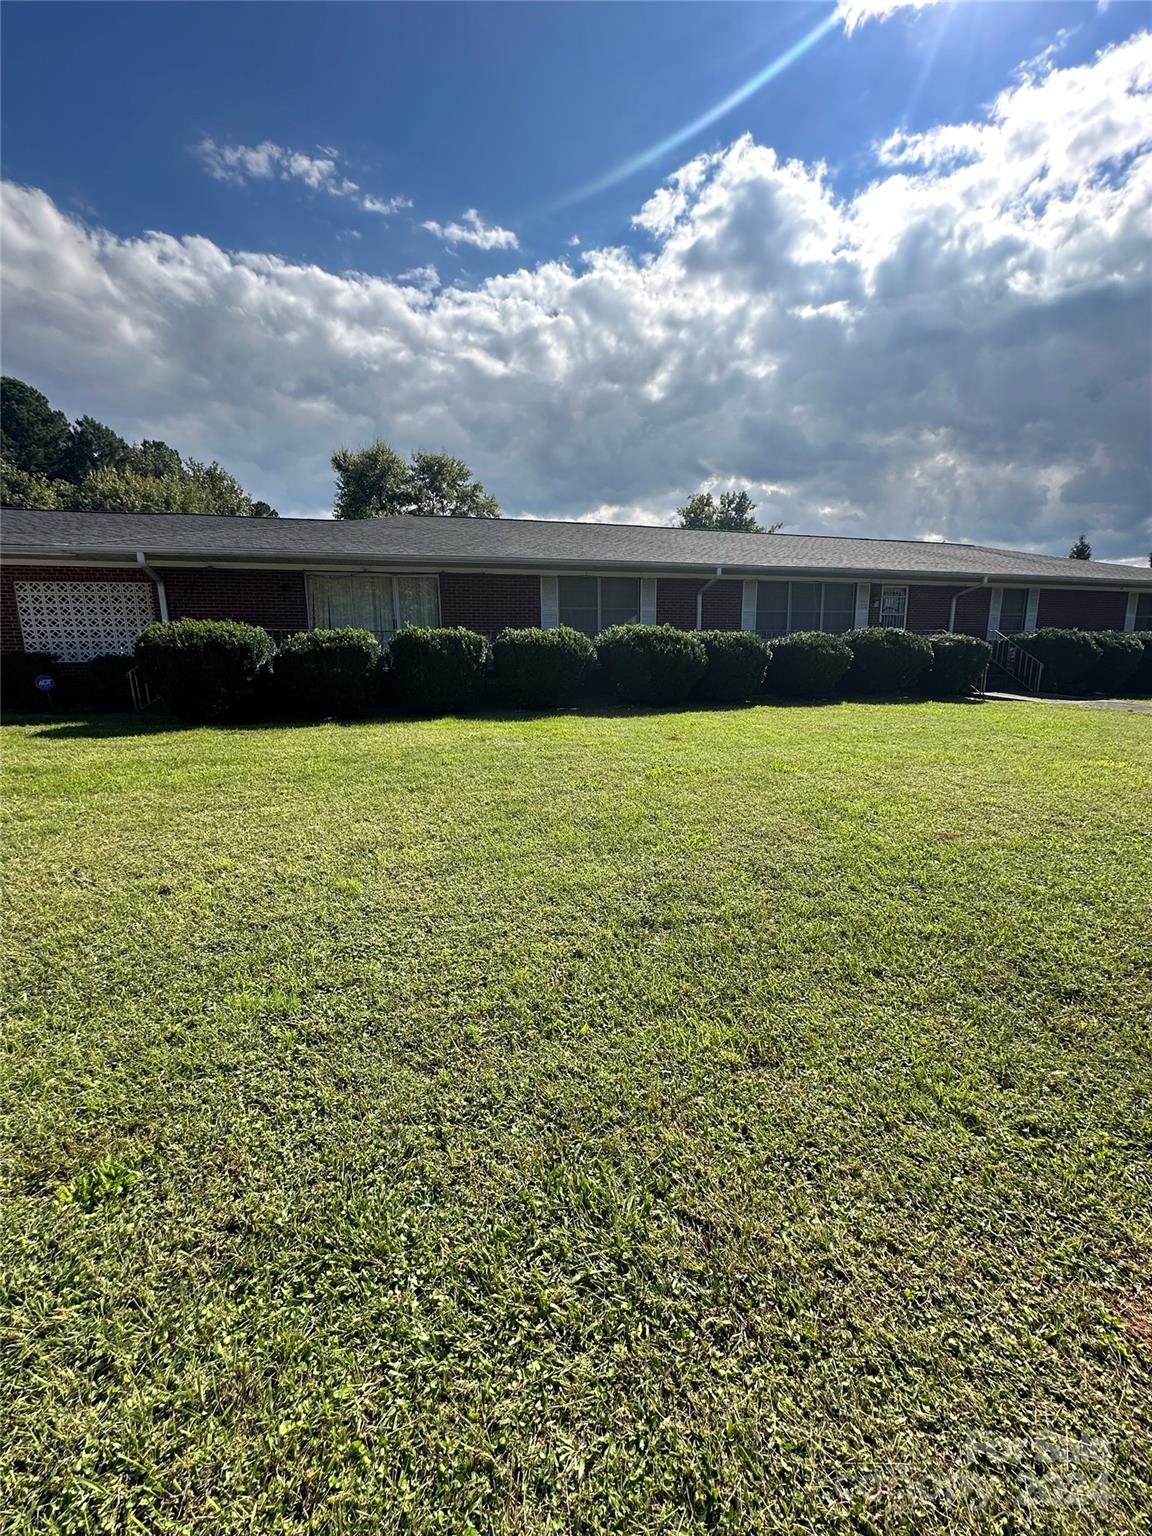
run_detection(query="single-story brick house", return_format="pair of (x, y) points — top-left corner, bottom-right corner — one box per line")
(2, 507), (1151, 667)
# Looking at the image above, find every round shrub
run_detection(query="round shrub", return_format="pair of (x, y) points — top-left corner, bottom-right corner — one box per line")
(1081, 630), (1143, 695)
(135, 618), (274, 722)
(387, 626), (489, 714)
(765, 631), (852, 697)
(272, 628), (381, 718)
(493, 626), (594, 708)
(594, 624), (707, 705)
(845, 627), (933, 694)
(1011, 628), (1101, 694)
(85, 653), (136, 710)
(1, 651), (58, 710)
(696, 630), (770, 702)
(924, 633), (991, 697)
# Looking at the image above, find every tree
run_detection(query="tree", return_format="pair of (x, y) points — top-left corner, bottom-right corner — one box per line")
(405, 452), (499, 518)
(128, 439), (183, 480)
(182, 459), (263, 518)
(1068, 532), (1092, 560)
(65, 415), (131, 481)
(332, 441), (409, 520)
(1, 377), (71, 478)
(250, 500), (278, 519)
(331, 442), (500, 519)
(675, 489), (780, 533)
(0, 462), (60, 508)
(69, 466), (187, 512)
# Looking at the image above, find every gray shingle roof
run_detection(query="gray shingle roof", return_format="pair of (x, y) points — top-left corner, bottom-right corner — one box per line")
(3, 506), (1150, 585)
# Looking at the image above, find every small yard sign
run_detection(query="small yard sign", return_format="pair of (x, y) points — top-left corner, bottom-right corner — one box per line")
(34, 674), (56, 692)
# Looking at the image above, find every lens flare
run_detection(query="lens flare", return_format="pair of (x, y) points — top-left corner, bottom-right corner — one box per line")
(549, 9), (841, 212)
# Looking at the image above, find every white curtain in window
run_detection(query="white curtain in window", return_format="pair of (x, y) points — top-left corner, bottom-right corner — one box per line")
(306, 575), (440, 634)
(394, 576), (440, 628)
(308, 575), (395, 633)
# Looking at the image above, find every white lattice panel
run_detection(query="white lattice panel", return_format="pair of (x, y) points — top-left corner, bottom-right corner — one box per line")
(15, 581), (156, 663)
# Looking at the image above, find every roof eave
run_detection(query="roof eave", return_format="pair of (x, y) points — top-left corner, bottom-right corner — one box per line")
(3, 543), (1151, 584)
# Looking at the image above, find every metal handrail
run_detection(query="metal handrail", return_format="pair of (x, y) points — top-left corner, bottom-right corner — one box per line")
(988, 631), (1045, 694)
(127, 665), (155, 711)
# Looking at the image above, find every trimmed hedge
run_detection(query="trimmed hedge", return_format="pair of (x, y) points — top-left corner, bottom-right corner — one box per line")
(1126, 632), (1152, 697)
(1011, 628), (1100, 694)
(845, 627), (933, 694)
(1082, 630), (1143, 696)
(924, 633), (991, 697)
(696, 630), (771, 702)
(765, 631), (852, 697)
(1, 651), (58, 710)
(388, 626), (489, 714)
(135, 619), (274, 722)
(85, 653), (136, 711)
(272, 628), (381, 718)
(493, 626), (595, 708)
(595, 624), (707, 704)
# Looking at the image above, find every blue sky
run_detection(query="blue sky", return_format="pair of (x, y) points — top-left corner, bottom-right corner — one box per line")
(2, 1), (1150, 558)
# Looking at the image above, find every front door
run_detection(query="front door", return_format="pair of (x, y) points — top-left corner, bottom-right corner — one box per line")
(878, 585), (908, 628)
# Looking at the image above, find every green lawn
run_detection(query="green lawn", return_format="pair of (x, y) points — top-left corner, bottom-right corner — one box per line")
(2, 701), (1150, 1534)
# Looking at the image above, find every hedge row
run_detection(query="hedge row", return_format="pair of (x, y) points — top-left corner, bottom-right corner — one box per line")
(123, 620), (1008, 722)
(1010, 627), (1146, 695)
(12, 622), (1145, 722)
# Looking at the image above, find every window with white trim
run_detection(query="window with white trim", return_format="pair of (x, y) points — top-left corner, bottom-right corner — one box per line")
(306, 574), (439, 638)
(1133, 593), (1152, 632)
(15, 580), (156, 663)
(754, 580), (856, 638)
(557, 575), (640, 637)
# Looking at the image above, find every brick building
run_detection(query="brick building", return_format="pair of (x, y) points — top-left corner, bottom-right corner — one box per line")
(2, 507), (1150, 665)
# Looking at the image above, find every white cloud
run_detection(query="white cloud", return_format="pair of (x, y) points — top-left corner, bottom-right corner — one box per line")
(4, 33), (1151, 559)
(837, 0), (948, 33)
(421, 208), (519, 250)
(397, 265), (441, 294)
(195, 138), (410, 215)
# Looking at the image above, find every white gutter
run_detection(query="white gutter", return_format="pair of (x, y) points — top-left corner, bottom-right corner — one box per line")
(695, 566), (724, 629)
(135, 551), (169, 621)
(948, 576), (989, 633)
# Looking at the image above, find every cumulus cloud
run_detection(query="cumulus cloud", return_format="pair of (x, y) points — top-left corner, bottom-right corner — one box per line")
(421, 208), (519, 249)
(195, 138), (410, 214)
(4, 33), (1151, 558)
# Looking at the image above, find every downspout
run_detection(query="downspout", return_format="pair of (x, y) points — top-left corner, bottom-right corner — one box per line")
(695, 566), (724, 629)
(136, 551), (169, 621)
(948, 576), (988, 634)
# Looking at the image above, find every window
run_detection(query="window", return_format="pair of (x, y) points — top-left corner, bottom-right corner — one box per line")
(1134, 593), (1152, 632)
(999, 587), (1029, 636)
(878, 585), (908, 628)
(755, 580), (856, 637)
(558, 575), (640, 637)
(15, 580), (156, 662)
(306, 573), (439, 637)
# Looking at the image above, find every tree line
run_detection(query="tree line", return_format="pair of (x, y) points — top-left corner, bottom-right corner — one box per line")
(0, 377), (277, 517)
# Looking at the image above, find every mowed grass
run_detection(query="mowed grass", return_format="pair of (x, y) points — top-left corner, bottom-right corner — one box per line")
(2, 701), (1151, 1535)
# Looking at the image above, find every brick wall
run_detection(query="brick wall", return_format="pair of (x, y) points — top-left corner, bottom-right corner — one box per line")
(953, 587), (991, 638)
(439, 572), (541, 638)
(656, 579), (702, 629)
(905, 585), (954, 633)
(1, 564), (158, 652)
(1035, 588), (1128, 630)
(164, 568), (308, 630)
(655, 578), (742, 631)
